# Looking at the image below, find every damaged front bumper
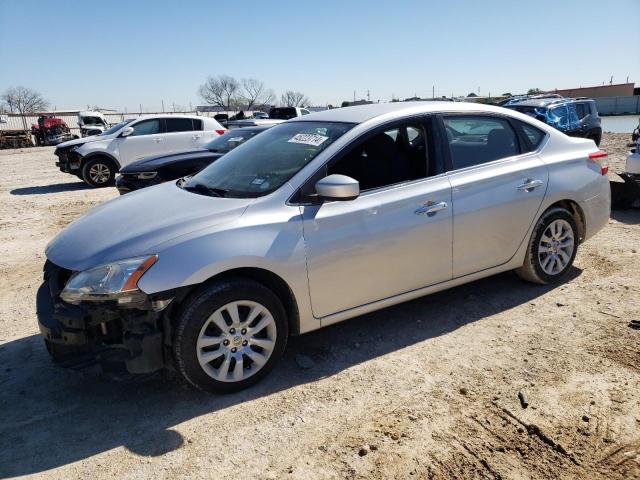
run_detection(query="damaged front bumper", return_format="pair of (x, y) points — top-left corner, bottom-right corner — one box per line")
(54, 147), (83, 174)
(36, 261), (175, 374)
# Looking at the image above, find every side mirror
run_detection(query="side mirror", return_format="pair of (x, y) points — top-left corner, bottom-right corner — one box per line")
(315, 174), (360, 201)
(120, 126), (134, 137)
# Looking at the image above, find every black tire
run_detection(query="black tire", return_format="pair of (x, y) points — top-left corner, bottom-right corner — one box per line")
(516, 207), (579, 285)
(82, 157), (116, 187)
(173, 277), (288, 393)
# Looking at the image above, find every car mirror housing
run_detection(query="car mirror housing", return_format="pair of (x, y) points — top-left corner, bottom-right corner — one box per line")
(120, 126), (135, 137)
(315, 174), (360, 201)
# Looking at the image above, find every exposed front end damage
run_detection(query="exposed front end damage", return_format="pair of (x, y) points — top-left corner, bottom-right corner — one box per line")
(54, 146), (83, 175)
(36, 261), (179, 374)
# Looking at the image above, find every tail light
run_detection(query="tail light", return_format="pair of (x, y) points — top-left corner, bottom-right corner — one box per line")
(589, 150), (608, 175)
(215, 129), (226, 135)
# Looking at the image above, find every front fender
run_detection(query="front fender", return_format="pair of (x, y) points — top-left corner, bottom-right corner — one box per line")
(137, 204), (316, 332)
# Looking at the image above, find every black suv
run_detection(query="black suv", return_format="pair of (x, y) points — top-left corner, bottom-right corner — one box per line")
(504, 97), (602, 145)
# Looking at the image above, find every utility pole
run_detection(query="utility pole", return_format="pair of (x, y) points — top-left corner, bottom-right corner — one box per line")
(139, 104), (142, 114)
(162, 100), (165, 112)
(432, 85), (435, 99)
(353, 90), (356, 102)
(172, 102), (176, 112)
(610, 75), (613, 85)
(367, 90), (370, 102)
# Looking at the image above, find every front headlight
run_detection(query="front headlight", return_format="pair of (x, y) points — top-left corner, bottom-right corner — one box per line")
(136, 172), (158, 180)
(60, 255), (157, 305)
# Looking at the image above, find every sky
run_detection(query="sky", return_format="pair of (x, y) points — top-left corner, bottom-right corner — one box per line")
(1, 0), (639, 112)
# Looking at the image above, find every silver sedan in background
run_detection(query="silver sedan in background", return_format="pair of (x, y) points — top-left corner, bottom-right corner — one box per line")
(38, 102), (610, 392)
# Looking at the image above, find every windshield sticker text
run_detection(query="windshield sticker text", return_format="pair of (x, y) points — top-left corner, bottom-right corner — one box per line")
(287, 133), (329, 147)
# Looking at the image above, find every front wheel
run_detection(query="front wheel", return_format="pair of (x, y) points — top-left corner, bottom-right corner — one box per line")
(173, 278), (288, 393)
(516, 208), (578, 284)
(82, 157), (116, 187)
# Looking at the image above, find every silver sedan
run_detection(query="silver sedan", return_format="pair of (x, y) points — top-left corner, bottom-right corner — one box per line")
(40, 102), (610, 392)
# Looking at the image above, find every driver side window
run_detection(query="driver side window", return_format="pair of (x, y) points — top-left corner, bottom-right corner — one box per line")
(327, 121), (433, 192)
(130, 119), (161, 136)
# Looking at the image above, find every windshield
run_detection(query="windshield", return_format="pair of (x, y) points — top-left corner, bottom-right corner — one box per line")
(204, 129), (265, 153)
(184, 121), (354, 198)
(82, 116), (104, 125)
(99, 119), (134, 136)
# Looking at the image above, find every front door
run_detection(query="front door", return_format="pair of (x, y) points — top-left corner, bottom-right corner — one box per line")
(441, 114), (549, 277)
(301, 119), (453, 318)
(117, 118), (165, 167)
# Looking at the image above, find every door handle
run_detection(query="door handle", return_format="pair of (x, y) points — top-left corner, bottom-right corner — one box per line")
(154, 137), (162, 143)
(517, 179), (544, 192)
(192, 134), (202, 139)
(415, 201), (448, 217)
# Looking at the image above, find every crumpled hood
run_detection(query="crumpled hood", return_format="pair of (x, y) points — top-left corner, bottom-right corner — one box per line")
(120, 149), (219, 173)
(46, 181), (253, 272)
(56, 134), (112, 149)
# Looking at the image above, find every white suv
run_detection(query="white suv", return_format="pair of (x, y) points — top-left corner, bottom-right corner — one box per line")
(54, 115), (225, 187)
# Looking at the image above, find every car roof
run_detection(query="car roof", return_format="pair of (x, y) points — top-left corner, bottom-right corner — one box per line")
(134, 114), (209, 120)
(289, 101), (513, 124)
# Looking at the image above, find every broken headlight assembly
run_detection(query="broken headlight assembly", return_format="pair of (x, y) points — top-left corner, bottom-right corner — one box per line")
(60, 255), (158, 306)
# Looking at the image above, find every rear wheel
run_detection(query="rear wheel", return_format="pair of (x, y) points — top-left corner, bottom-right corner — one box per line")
(82, 157), (116, 187)
(516, 208), (578, 284)
(173, 278), (288, 393)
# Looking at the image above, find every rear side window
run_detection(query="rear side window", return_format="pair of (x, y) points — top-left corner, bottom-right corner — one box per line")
(515, 121), (545, 151)
(130, 119), (162, 136)
(575, 103), (586, 119)
(165, 118), (195, 133)
(443, 116), (520, 170)
(192, 118), (203, 130)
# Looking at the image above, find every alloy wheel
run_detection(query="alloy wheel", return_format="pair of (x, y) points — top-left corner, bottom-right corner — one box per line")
(88, 163), (111, 184)
(196, 300), (277, 382)
(538, 219), (575, 275)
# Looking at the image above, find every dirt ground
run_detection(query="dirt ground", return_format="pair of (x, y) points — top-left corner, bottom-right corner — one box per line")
(0, 134), (638, 479)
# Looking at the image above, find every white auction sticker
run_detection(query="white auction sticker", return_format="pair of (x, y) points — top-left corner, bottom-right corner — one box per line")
(287, 133), (329, 147)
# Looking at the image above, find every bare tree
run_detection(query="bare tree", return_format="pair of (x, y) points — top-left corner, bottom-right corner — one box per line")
(198, 75), (240, 112)
(2, 86), (49, 129)
(240, 78), (275, 110)
(280, 90), (310, 107)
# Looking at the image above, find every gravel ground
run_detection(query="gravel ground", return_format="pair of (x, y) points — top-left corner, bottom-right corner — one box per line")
(0, 135), (638, 479)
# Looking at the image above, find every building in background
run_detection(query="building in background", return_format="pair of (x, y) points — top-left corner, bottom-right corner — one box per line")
(551, 83), (635, 98)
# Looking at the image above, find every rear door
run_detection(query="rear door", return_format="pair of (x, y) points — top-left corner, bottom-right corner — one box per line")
(163, 117), (199, 153)
(441, 114), (549, 277)
(117, 118), (165, 166)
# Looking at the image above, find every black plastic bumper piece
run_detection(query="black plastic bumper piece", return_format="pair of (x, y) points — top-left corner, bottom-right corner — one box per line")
(36, 275), (166, 374)
(37, 282), (88, 345)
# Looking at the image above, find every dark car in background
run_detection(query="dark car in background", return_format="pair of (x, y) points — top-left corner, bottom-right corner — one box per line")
(503, 97), (602, 145)
(115, 125), (272, 194)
